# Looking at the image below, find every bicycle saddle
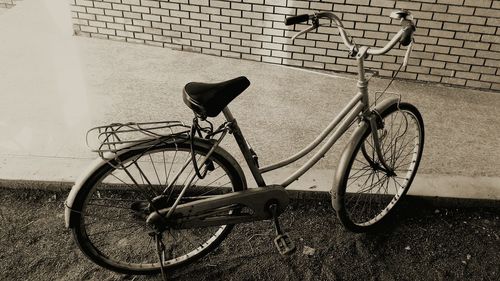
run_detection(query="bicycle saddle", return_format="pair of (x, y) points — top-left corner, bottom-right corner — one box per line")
(183, 76), (250, 118)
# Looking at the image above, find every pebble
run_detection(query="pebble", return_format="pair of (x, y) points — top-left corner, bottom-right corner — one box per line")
(303, 246), (316, 256)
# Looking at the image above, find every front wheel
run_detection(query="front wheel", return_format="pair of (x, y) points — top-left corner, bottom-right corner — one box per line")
(71, 139), (246, 275)
(333, 102), (424, 232)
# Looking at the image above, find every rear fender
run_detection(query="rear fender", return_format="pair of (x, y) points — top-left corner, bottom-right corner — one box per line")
(65, 157), (110, 228)
(64, 140), (152, 228)
(64, 136), (245, 228)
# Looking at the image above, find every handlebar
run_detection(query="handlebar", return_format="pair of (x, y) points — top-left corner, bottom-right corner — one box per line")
(285, 10), (416, 57)
(284, 14), (310, 26)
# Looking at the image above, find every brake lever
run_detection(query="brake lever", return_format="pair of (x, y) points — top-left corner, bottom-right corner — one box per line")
(402, 41), (413, 68)
(291, 25), (318, 41)
(291, 14), (320, 41)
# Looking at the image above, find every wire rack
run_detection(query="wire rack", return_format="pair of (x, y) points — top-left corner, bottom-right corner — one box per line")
(86, 120), (191, 157)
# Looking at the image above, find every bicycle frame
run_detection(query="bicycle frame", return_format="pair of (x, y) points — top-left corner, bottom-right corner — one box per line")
(221, 48), (393, 189)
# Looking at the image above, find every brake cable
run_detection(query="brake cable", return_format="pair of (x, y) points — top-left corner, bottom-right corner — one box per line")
(190, 117), (210, 179)
(374, 39), (413, 106)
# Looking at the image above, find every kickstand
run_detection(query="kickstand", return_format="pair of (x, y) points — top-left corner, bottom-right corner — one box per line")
(155, 234), (168, 281)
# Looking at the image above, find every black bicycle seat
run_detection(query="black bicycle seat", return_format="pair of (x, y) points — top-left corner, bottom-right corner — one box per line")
(182, 76), (250, 118)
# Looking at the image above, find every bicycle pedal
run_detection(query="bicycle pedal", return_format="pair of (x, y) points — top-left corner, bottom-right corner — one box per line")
(274, 233), (296, 255)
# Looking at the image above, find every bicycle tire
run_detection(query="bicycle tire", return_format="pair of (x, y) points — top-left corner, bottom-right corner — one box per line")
(71, 138), (246, 275)
(333, 102), (424, 232)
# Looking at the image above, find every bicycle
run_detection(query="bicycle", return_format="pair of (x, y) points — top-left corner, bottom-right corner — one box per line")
(64, 9), (424, 278)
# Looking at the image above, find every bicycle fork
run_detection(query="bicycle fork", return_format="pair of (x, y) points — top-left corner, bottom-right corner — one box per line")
(366, 111), (396, 176)
(356, 47), (396, 177)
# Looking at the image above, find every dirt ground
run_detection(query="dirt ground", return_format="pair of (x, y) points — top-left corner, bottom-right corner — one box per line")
(0, 188), (499, 281)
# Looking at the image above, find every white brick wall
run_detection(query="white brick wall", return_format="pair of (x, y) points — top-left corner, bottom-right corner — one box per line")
(70, 0), (500, 91)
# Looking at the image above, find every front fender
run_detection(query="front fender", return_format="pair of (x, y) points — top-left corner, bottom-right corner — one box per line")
(331, 97), (399, 210)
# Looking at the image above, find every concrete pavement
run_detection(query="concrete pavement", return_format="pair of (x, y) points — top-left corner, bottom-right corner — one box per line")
(0, 0), (499, 200)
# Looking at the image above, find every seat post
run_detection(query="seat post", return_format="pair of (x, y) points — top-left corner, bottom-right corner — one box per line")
(222, 107), (236, 122)
(222, 107), (266, 187)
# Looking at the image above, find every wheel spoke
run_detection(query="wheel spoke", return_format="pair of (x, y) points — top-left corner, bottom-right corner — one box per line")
(73, 142), (243, 273)
(338, 105), (423, 230)
(88, 224), (145, 238)
(148, 153), (164, 192)
(84, 213), (145, 226)
(347, 167), (375, 186)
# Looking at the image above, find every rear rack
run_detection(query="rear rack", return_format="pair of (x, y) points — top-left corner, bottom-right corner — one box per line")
(86, 121), (191, 157)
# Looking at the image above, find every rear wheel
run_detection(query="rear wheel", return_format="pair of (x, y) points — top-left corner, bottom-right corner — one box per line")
(334, 103), (424, 232)
(71, 139), (246, 274)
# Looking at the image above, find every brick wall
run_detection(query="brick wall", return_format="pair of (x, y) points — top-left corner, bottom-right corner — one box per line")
(70, 0), (500, 91)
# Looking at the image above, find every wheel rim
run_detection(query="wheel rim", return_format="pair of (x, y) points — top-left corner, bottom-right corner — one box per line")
(76, 144), (240, 272)
(344, 108), (422, 227)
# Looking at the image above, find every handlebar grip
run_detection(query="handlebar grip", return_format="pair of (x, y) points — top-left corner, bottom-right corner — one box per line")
(400, 25), (415, 46)
(284, 14), (310, 26)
